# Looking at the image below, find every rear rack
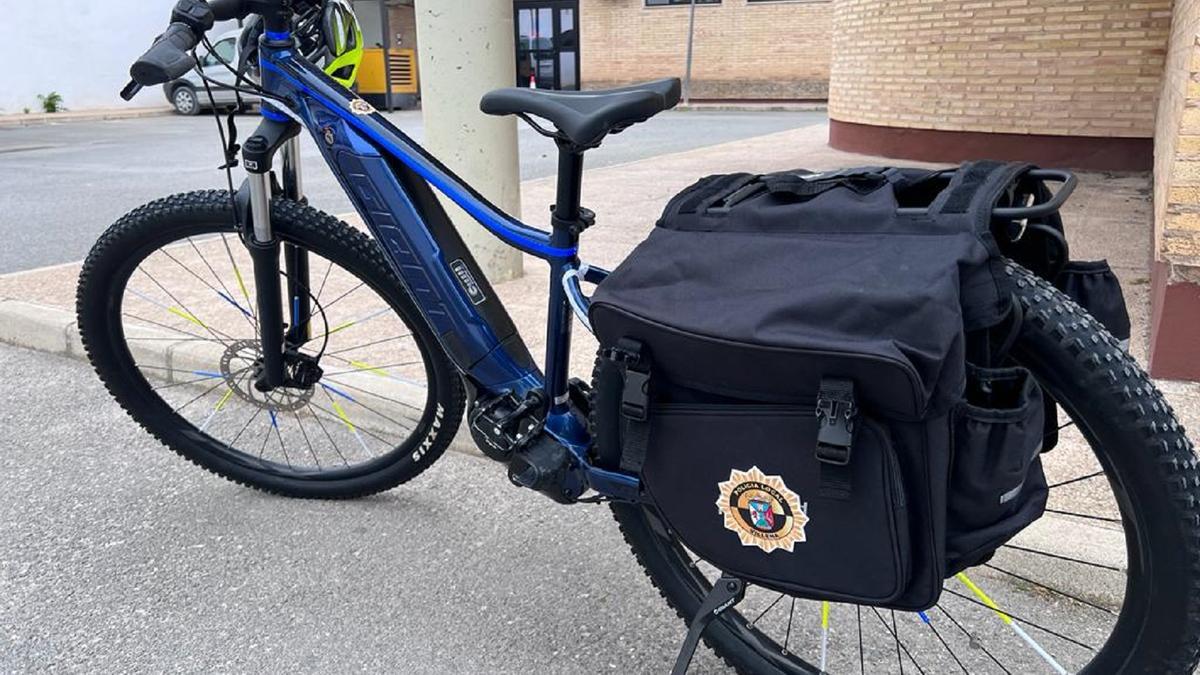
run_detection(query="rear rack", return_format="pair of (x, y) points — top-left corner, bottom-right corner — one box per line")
(895, 168), (1077, 220)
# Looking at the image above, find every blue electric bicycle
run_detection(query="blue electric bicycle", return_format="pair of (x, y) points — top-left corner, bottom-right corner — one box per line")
(77, 1), (1200, 672)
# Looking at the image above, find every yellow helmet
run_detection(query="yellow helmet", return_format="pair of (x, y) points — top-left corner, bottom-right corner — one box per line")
(237, 0), (364, 88)
(318, 0), (364, 88)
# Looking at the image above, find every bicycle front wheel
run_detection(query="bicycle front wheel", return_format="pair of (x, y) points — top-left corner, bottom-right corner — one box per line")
(611, 263), (1200, 673)
(77, 191), (465, 499)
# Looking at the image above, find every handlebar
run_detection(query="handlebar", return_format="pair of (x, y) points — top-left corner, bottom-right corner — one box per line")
(121, 0), (261, 100)
(128, 22), (201, 89)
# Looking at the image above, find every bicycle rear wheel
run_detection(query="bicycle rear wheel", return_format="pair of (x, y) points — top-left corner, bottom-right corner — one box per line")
(77, 191), (464, 499)
(610, 263), (1200, 673)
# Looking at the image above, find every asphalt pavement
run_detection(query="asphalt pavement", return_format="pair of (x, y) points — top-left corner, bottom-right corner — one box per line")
(0, 109), (823, 275)
(0, 343), (728, 673)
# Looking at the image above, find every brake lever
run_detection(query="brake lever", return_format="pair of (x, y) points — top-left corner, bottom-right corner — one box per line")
(120, 80), (145, 101)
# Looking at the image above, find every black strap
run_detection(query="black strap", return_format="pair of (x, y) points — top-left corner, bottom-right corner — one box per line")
(760, 170), (889, 202)
(612, 339), (652, 474)
(669, 173), (757, 216)
(815, 378), (857, 500)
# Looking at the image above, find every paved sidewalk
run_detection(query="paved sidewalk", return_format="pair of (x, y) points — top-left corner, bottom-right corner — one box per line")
(0, 106), (172, 127)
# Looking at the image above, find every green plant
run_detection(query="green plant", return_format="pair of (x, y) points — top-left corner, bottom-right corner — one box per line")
(37, 92), (64, 114)
(22, 107), (30, 115)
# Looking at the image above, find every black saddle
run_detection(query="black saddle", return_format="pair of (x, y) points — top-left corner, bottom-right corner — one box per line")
(480, 78), (681, 149)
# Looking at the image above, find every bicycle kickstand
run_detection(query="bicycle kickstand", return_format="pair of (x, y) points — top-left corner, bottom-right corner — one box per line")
(670, 575), (746, 675)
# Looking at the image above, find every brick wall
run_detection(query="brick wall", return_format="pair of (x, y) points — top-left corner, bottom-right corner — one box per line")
(580, 0), (832, 100)
(829, 0), (1172, 138)
(1156, 0), (1200, 267)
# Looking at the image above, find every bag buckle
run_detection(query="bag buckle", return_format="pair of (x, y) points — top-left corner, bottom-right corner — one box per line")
(621, 369), (651, 422)
(815, 378), (856, 466)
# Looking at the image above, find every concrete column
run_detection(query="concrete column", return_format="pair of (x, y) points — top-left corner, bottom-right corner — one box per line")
(414, 0), (523, 282)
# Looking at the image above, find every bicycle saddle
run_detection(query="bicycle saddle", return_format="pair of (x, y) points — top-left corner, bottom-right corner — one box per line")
(480, 78), (682, 149)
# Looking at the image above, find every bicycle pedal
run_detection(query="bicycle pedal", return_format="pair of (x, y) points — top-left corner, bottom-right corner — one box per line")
(469, 391), (546, 461)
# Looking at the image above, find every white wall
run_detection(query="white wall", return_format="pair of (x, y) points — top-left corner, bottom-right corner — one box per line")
(0, 0), (236, 113)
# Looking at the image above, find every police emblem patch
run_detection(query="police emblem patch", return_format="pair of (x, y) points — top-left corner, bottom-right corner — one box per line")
(716, 466), (809, 553)
(350, 98), (376, 116)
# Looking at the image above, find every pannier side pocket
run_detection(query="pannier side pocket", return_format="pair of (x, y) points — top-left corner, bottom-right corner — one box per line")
(946, 365), (1048, 574)
(641, 403), (912, 604)
(1055, 260), (1132, 348)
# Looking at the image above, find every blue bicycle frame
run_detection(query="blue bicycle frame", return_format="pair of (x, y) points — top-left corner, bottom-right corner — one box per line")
(251, 32), (638, 500)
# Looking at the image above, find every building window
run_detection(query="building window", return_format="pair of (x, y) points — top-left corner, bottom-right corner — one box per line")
(645, 0), (719, 7)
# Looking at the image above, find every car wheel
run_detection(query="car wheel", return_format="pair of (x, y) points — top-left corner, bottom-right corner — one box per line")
(171, 86), (201, 116)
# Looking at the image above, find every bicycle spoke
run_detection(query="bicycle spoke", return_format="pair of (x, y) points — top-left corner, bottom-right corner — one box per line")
(303, 401), (351, 467)
(321, 376), (426, 415)
(818, 602), (830, 672)
(266, 409), (292, 468)
(1001, 544), (1123, 573)
(229, 406), (265, 448)
(122, 312), (226, 346)
(320, 382), (416, 433)
(151, 371), (226, 392)
(781, 597), (795, 656)
(857, 606), (864, 675)
(1048, 471), (1105, 490)
(314, 258), (334, 304)
(749, 593), (785, 626)
(160, 245), (256, 331)
(1043, 508), (1121, 524)
(323, 351), (427, 388)
(944, 584), (1093, 653)
(218, 232), (257, 322)
(1046, 419), (1075, 440)
(187, 236), (240, 304)
(325, 333), (412, 356)
(318, 386), (376, 457)
(917, 611), (968, 674)
(984, 563), (1117, 615)
(307, 401), (398, 453)
(936, 604), (1011, 675)
(291, 410), (320, 469)
(171, 376), (231, 414)
(312, 305), (392, 341)
(199, 387), (235, 432)
(319, 281), (366, 312)
(870, 608), (924, 675)
(136, 268), (237, 345)
(321, 360), (423, 378)
(951, 574), (1073, 673)
(892, 609), (904, 675)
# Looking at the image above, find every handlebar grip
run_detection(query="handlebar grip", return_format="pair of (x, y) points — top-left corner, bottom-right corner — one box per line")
(207, 0), (246, 21)
(129, 22), (199, 87)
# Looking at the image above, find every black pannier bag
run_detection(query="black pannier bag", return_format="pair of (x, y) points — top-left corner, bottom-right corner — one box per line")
(589, 162), (1063, 611)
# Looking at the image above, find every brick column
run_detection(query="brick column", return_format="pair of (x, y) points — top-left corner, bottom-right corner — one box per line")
(1151, 0), (1200, 380)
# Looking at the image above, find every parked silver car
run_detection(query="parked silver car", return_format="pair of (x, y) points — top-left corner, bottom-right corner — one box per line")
(163, 30), (259, 115)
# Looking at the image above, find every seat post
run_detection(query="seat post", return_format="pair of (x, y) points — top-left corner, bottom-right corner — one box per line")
(544, 144), (588, 416)
(551, 145), (586, 241)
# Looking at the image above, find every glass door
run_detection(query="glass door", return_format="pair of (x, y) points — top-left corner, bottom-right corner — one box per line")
(515, 1), (580, 90)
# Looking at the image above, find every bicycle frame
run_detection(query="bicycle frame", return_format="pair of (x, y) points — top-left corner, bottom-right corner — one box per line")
(246, 31), (638, 500)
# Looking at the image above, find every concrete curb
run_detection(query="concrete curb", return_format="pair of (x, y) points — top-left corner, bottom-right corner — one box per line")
(0, 298), (482, 458)
(0, 107), (173, 127)
(676, 102), (828, 113)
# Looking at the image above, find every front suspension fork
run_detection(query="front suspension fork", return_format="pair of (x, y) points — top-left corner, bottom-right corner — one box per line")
(243, 124), (306, 392)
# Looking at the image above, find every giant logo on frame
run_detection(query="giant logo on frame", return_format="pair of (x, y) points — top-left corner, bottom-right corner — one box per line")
(716, 466), (809, 553)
